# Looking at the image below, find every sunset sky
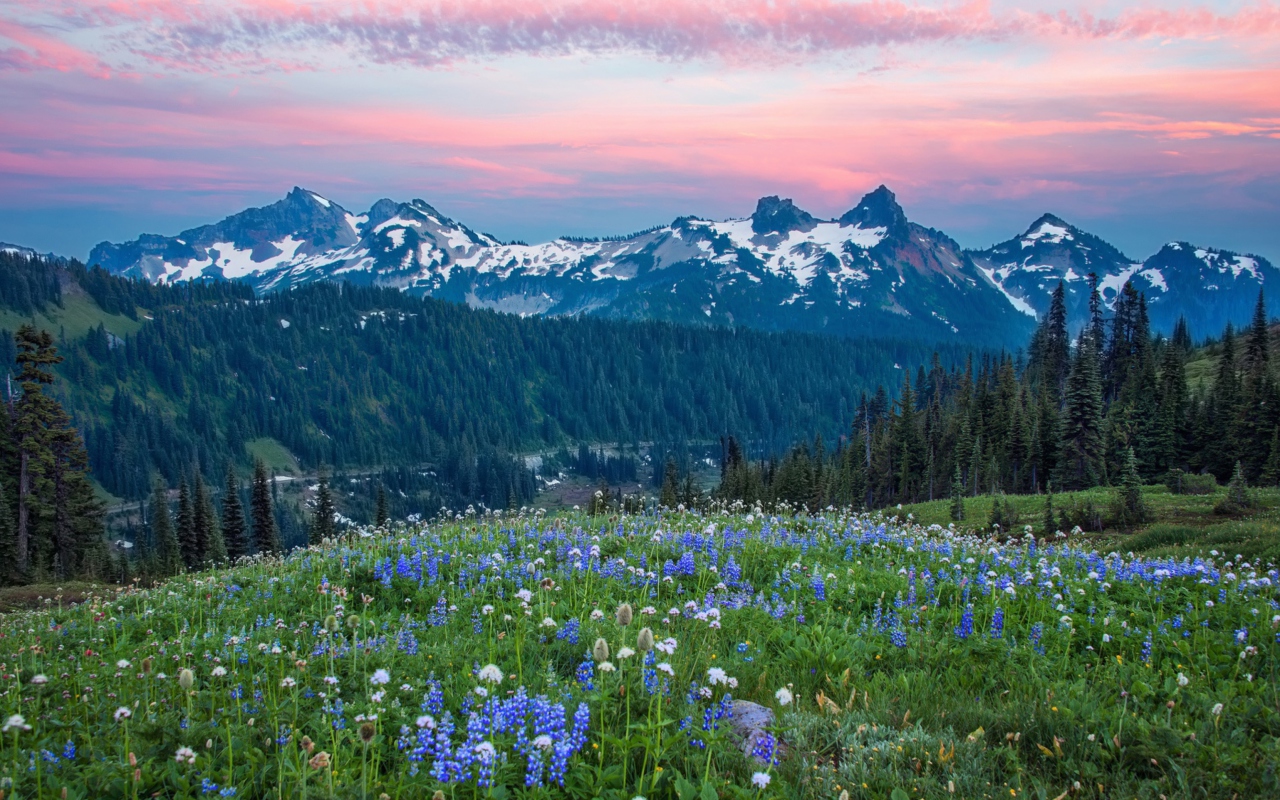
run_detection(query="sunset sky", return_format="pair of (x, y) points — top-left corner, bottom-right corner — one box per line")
(1, 0), (1278, 261)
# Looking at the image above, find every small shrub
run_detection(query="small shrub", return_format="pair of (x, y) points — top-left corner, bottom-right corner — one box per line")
(1214, 462), (1255, 516)
(1165, 469), (1218, 496)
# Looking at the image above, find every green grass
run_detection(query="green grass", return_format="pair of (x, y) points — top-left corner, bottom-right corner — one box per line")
(897, 483), (1280, 561)
(0, 294), (144, 341)
(245, 436), (301, 473)
(0, 509), (1275, 799)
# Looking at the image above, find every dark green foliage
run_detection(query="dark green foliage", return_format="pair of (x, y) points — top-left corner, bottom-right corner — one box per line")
(221, 466), (248, 560)
(4, 324), (103, 581)
(949, 465), (965, 522)
(987, 493), (1018, 532)
(374, 484), (389, 527)
(1042, 487), (1055, 534)
(0, 250), (61, 314)
(1112, 447), (1149, 528)
(176, 479), (196, 569)
(250, 459), (280, 554)
(309, 466), (336, 545)
(7, 257), (966, 507)
(150, 479), (181, 575)
(1055, 326), (1106, 489)
(1165, 470), (1218, 496)
(196, 473), (226, 565)
(1214, 461), (1254, 516)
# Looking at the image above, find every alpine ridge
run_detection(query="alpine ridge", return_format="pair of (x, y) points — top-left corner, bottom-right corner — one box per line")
(86, 187), (1275, 346)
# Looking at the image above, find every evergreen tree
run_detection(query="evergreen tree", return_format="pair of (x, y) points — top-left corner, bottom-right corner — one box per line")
(0, 480), (14, 579)
(176, 478), (197, 569)
(11, 325), (65, 575)
(1056, 331), (1106, 490)
(150, 479), (181, 576)
(1113, 447), (1148, 527)
(1042, 485), (1055, 534)
(192, 474), (222, 566)
(197, 474), (227, 565)
(949, 465), (965, 522)
(310, 466), (337, 545)
(221, 466), (248, 561)
(375, 484), (389, 527)
(659, 457), (679, 509)
(251, 459), (280, 554)
(1262, 427), (1280, 487)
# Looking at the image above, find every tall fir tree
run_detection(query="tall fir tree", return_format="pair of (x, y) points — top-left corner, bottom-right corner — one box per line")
(176, 478), (197, 569)
(193, 473), (222, 566)
(150, 479), (181, 576)
(309, 465), (336, 545)
(250, 458), (280, 554)
(375, 484), (389, 527)
(221, 466), (248, 561)
(949, 465), (965, 521)
(1056, 330), (1106, 490)
(11, 325), (65, 575)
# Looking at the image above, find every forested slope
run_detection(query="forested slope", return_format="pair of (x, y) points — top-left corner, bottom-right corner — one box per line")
(0, 251), (972, 506)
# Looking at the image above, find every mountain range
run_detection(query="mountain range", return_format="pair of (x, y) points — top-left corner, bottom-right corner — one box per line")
(85, 186), (1276, 346)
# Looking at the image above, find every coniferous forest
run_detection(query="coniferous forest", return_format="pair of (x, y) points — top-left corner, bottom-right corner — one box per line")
(716, 277), (1279, 518)
(0, 249), (1277, 583)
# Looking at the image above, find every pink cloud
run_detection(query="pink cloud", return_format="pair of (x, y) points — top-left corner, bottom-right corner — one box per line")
(0, 18), (112, 76)
(14, 1), (1280, 74)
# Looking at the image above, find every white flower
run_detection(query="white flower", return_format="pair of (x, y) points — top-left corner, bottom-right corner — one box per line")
(516, 589), (533, 603)
(1212, 703), (1224, 716)
(531, 734), (554, 750)
(174, 746), (197, 764)
(481, 604), (494, 615)
(668, 608), (680, 617)
(590, 609), (604, 621)
(371, 690), (385, 703)
(1102, 634), (1112, 643)
(116, 659), (131, 669)
(655, 637), (678, 655)
(541, 617), (557, 628)
(474, 686), (488, 697)
(617, 647), (636, 660)
(1177, 673), (1189, 687)
(114, 706), (132, 722)
(640, 606), (657, 616)
(707, 667), (729, 686)
(211, 666), (227, 678)
(2, 714), (30, 733)
(598, 662), (616, 673)
(29, 674), (48, 685)
(473, 741), (496, 761)
(280, 677), (297, 688)
(416, 715), (435, 729)
(370, 669), (391, 685)
(656, 662), (675, 676)
(324, 675), (339, 685)
(478, 664), (504, 684)
(775, 687), (793, 706)
(751, 772), (771, 789)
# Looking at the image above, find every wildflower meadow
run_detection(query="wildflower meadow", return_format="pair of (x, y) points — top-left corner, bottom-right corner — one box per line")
(1, 508), (1277, 799)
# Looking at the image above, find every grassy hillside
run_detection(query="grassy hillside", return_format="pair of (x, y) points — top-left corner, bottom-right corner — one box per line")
(0, 291), (144, 342)
(1, 508), (1275, 799)
(897, 483), (1280, 563)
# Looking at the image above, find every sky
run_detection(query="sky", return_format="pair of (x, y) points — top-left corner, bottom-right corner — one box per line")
(0, 0), (1278, 263)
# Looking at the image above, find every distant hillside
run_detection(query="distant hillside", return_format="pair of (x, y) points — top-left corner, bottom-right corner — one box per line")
(0, 250), (974, 506)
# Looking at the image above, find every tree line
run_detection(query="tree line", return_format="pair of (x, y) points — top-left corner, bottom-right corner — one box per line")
(715, 276), (1277, 522)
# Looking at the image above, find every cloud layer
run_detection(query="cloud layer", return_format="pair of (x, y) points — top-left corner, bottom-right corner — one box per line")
(0, 1), (1278, 260)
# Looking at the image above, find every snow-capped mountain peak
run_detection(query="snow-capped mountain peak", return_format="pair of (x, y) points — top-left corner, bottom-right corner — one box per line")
(87, 185), (1035, 347)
